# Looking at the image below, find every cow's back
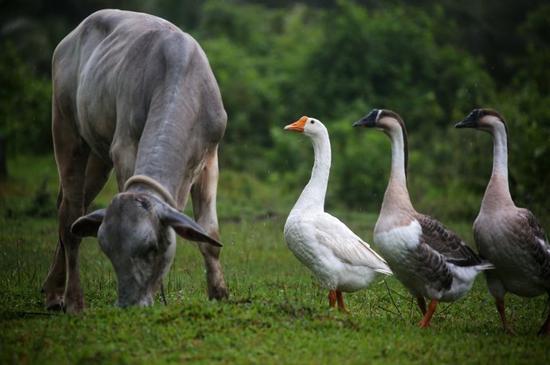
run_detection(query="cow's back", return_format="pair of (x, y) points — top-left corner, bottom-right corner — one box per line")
(52, 9), (226, 162)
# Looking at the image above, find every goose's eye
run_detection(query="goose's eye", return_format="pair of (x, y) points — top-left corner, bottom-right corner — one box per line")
(310, 120), (315, 124)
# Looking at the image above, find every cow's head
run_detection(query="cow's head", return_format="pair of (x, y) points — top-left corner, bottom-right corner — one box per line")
(70, 192), (221, 307)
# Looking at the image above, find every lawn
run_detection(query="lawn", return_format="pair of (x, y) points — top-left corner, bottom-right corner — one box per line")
(1, 156), (549, 364)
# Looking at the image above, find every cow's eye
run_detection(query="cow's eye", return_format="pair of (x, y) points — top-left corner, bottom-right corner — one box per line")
(136, 198), (150, 210)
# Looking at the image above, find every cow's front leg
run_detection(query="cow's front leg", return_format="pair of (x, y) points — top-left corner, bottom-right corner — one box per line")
(58, 187), (87, 313)
(53, 131), (90, 312)
(191, 149), (229, 300)
(42, 190), (67, 311)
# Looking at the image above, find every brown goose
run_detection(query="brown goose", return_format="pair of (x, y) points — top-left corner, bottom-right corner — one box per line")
(354, 109), (493, 328)
(456, 108), (550, 335)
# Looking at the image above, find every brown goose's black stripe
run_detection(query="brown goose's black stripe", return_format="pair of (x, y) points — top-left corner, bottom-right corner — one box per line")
(380, 110), (408, 176)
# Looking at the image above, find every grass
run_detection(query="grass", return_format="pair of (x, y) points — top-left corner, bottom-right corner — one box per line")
(1, 155), (549, 364)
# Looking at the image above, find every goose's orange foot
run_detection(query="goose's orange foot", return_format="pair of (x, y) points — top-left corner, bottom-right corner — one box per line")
(418, 318), (431, 328)
(418, 299), (438, 329)
(328, 290), (337, 308)
(336, 290), (350, 314)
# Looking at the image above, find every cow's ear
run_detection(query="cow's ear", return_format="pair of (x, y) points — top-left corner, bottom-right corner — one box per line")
(71, 209), (106, 237)
(159, 207), (222, 247)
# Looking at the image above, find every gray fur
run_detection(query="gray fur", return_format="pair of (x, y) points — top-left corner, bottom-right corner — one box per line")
(41, 9), (229, 312)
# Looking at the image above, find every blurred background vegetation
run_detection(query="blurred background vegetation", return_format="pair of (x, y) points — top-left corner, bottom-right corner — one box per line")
(0, 0), (549, 222)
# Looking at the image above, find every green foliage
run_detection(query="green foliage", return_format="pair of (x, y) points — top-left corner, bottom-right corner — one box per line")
(517, 3), (550, 95)
(0, 44), (51, 155)
(270, 1), (498, 215)
(321, 108), (388, 211)
(198, 1), (323, 173)
(1, 0), (548, 219)
(292, 2), (495, 119)
(467, 2), (550, 219)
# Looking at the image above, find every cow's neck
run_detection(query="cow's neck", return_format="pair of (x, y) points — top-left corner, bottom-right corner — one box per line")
(131, 117), (193, 206)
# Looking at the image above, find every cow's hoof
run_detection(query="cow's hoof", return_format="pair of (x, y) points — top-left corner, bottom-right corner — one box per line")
(208, 286), (229, 301)
(63, 296), (85, 314)
(46, 301), (65, 312)
(44, 291), (65, 312)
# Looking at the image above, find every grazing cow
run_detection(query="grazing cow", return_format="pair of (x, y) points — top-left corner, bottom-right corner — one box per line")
(41, 9), (229, 312)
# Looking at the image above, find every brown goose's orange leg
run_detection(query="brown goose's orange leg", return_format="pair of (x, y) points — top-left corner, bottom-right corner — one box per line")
(336, 290), (349, 313)
(419, 299), (438, 328)
(496, 298), (515, 335)
(328, 290), (337, 308)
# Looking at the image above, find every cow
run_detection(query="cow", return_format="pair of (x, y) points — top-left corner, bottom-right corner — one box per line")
(41, 9), (229, 313)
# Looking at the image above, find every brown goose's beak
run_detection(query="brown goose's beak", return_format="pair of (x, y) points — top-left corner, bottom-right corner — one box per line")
(455, 110), (479, 129)
(284, 116), (308, 133)
(353, 109), (379, 128)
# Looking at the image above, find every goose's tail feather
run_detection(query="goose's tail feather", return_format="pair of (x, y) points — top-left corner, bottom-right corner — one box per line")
(474, 261), (495, 271)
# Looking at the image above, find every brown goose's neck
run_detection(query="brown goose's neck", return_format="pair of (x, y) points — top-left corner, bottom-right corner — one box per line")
(482, 123), (514, 210)
(380, 125), (414, 216)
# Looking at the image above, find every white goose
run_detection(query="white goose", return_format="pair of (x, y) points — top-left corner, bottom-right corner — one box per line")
(283, 116), (392, 312)
(456, 108), (550, 335)
(354, 109), (493, 327)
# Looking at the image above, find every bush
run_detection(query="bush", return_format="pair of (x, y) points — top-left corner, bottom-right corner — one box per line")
(0, 43), (51, 155)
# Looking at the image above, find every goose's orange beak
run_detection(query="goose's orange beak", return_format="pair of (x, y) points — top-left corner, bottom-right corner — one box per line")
(284, 116), (308, 133)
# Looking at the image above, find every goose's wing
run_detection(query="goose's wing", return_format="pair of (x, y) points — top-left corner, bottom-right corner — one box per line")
(312, 213), (391, 274)
(416, 214), (484, 267)
(517, 209), (550, 280)
(411, 240), (454, 292)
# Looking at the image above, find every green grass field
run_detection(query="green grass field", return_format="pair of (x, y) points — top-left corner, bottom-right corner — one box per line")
(1, 156), (549, 364)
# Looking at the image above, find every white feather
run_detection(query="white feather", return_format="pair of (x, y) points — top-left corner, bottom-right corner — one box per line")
(375, 220), (422, 255)
(283, 118), (391, 293)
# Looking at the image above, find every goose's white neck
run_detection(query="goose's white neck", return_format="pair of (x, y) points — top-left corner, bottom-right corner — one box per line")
(482, 120), (514, 209)
(381, 126), (414, 214)
(292, 130), (331, 212)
